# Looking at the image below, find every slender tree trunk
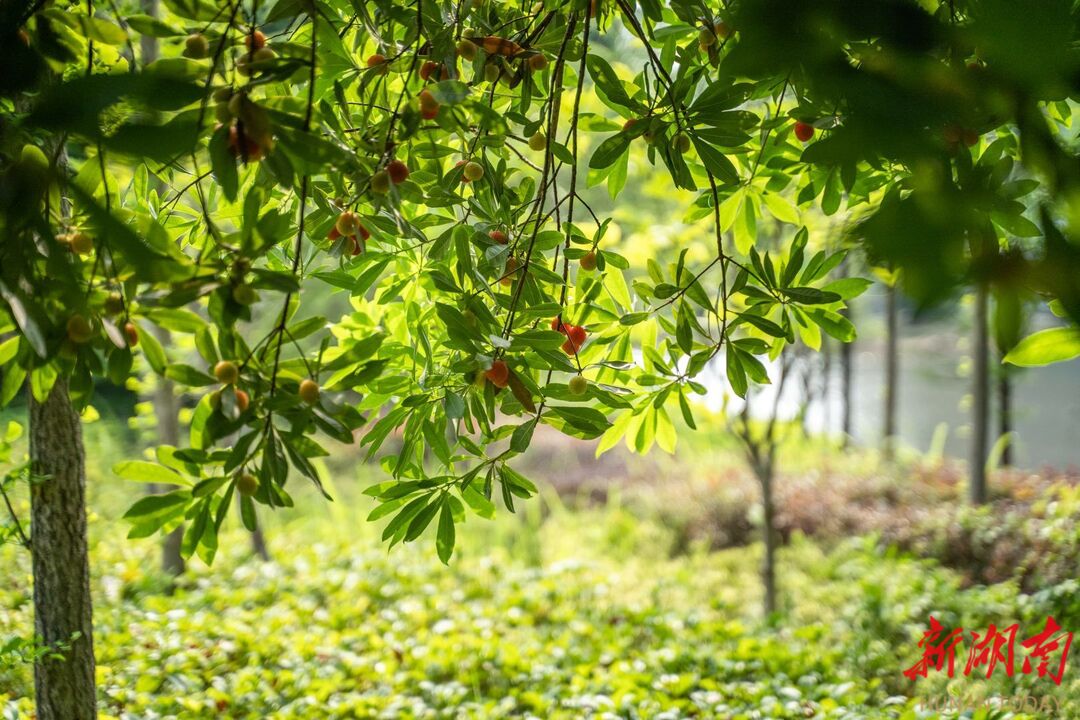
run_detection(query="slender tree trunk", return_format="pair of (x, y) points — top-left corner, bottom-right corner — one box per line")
(882, 284), (899, 460)
(840, 304), (854, 448)
(998, 368), (1012, 468)
(822, 337), (832, 434)
(29, 379), (96, 720)
(152, 331), (185, 577)
(758, 460), (777, 617)
(251, 525), (271, 561)
(971, 284), (990, 504)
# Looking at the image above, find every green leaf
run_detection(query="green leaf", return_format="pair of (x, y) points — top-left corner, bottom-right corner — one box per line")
(805, 308), (856, 342)
(114, 460), (189, 486)
(589, 133), (631, 170)
(1003, 326), (1080, 367)
(436, 502), (455, 564)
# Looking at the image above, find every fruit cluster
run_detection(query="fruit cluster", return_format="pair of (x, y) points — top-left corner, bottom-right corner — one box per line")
(551, 317), (588, 355)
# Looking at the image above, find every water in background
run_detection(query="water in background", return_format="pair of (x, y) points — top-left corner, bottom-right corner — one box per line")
(701, 290), (1080, 470)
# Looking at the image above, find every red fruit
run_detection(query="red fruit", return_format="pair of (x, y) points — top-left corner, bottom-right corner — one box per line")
(489, 230), (508, 244)
(485, 360), (509, 388)
(419, 89), (440, 116)
(455, 160), (470, 183)
(350, 236), (365, 256)
(328, 226), (342, 241)
(387, 160), (409, 184)
(357, 223), (370, 240)
(234, 389), (250, 412)
(562, 325), (587, 354)
(123, 321), (139, 347)
(793, 121), (815, 142)
(419, 60), (440, 81)
(551, 316), (566, 332)
(366, 54), (389, 74)
(227, 125), (264, 162)
(244, 30), (267, 51)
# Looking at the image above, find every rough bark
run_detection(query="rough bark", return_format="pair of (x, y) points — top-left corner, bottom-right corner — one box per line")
(29, 378), (97, 720)
(971, 284), (990, 504)
(882, 284), (899, 460)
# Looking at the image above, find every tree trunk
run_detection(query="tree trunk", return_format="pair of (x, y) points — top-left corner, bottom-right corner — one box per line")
(759, 460), (777, 617)
(822, 337), (832, 435)
(998, 368), (1012, 468)
(151, 328), (185, 577)
(840, 304), (854, 448)
(29, 379), (96, 720)
(970, 284), (990, 504)
(882, 283), (898, 460)
(251, 525), (271, 561)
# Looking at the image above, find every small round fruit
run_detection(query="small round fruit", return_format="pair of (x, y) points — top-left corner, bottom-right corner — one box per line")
(962, 129), (980, 147)
(462, 161), (484, 181)
(370, 170), (391, 194)
(253, 47), (276, 63)
(579, 251), (597, 271)
(485, 360), (509, 388)
(419, 60), (440, 81)
(456, 39), (477, 61)
(244, 30), (267, 51)
(569, 374), (588, 395)
(234, 389), (250, 412)
(232, 284), (259, 306)
(69, 232), (93, 255)
(528, 54), (548, 71)
(66, 315), (94, 344)
(714, 21), (731, 39)
(698, 26), (717, 47)
(104, 292), (124, 316)
(215, 360), (239, 385)
(387, 159), (410, 184)
(418, 88), (439, 112)
(528, 131), (546, 151)
(674, 133), (691, 153)
(489, 229), (508, 244)
(562, 324), (587, 354)
(336, 211), (361, 236)
(235, 472), (258, 496)
(123, 321), (139, 347)
(298, 379), (320, 405)
(484, 64), (500, 83)
(184, 33), (210, 59)
(501, 257), (519, 286)
(793, 121), (815, 142)
(366, 54), (389, 74)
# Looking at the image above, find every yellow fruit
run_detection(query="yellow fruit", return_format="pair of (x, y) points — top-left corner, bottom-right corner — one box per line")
(336, 211), (360, 236)
(456, 39), (477, 61)
(462, 161), (484, 181)
(698, 26), (716, 47)
(66, 315), (94, 344)
(184, 33), (210, 59)
(528, 54), (548, 71)
(528, 132), (546, 151)
(215, 360), (239, 385)
(123, 321), (139, 347)
(69, 232), (93, 255)
(232, 284), (258, 306)
(569, 374), (588, 395)
(299, 379), (320, 405)
(579, 251), (597, 271)
(370, 170), (391, 194)
(235, 472), (258, 496)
